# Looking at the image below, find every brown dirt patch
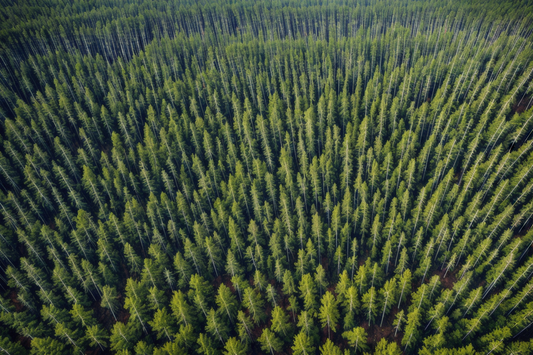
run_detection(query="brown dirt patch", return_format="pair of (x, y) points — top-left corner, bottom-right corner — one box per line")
(8, 289), (23, 312)
(433, 268), (458, 290)
(321, 257), (329, 273)
(85, 347), (107, 355)
(359, 305), (405, 350)
(225, 275), (236, 291)
(117, 306), (130, 324)
(120, 262), (130, 279)
(92, 298), (119, 330)
(14, 333), (31, 349)
(212, 275), (223, 290)
(373, 325), (394, 342)
(512, 95), (533, 114)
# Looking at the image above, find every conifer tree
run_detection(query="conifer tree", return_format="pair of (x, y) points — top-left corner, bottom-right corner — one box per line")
(319, 291), (340, 338)
(292, 332), (315, 355)
(343, 327), (369, 353)
(258, 328), (283, 355)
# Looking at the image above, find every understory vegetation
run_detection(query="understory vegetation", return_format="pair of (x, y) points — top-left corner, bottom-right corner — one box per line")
(1, 0), (533, 354)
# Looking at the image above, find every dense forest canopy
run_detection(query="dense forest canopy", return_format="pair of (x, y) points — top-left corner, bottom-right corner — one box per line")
(1, 0), (533, 354)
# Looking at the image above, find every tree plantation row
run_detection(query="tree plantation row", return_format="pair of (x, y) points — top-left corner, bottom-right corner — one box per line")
(0, 0), (533, 354)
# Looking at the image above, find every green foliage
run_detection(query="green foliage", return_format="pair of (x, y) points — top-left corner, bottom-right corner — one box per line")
(1, 0), (533, 354)
(258, 328), (283, 354)
(292, 331), (316, 355)
(343, 327), (369, 353)
(31, 337), (70, 355)
(318, 291), (340, 338)
(223, 337), (247, 355)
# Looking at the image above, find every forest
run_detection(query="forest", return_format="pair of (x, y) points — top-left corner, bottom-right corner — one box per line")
(0, 0), (533, 354)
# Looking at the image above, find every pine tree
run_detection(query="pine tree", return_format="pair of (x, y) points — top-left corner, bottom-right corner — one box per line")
(299, 274), (318, 313)
(397, 269), (412, 308)
(170, 290), (193, 326)
(242, 287), (266, 324)
(292, 332), (315, 355)
(205, 308), (229, 343)
(149, 307), (177, 341)
(393, 310), (405, 337)
(374, 338), (402, 355)
(315, 264), (327, 296)
(223, 337), (247, 355)
(189, 274), (213, 319)
(271, 306), (291, 337)
(84, 325), (109, 351)
(320, 339), (342, 355)
(362, 287), (378, 325)
(319, 291), (340, 338)
(30, 337), (70, 355)
(379, 278), (397, 326)
(282, 270), (297, 295)
(402, 308), (422, 349)
(110, 321), (141, 352)
(342, 327), (369, 353)
(197, 333), (218, 355)
(216, 284), (238, 322)
(236, 310), (254, 344)
(258, 328), (283, 355)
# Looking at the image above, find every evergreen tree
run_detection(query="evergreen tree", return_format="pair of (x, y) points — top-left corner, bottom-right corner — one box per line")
(318, 291), (340, 338)
(343, 327), (369, 353)
(258, 328), (283, 354)
(292, 332), (315, 355)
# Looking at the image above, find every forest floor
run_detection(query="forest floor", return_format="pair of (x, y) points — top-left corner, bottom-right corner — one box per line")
(433, 268), (458, 289)
(512, 95), (533, 114)
(360, 305), (404, 349)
